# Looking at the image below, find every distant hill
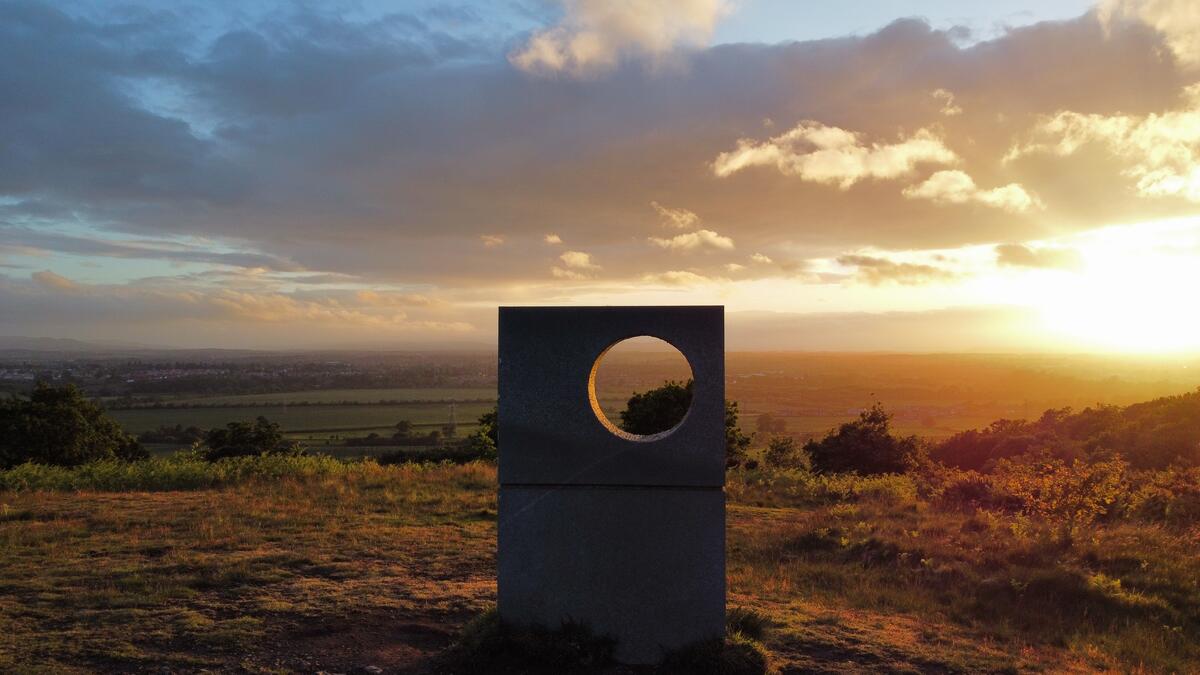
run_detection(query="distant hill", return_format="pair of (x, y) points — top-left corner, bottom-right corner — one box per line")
(0, 336), (158, 352)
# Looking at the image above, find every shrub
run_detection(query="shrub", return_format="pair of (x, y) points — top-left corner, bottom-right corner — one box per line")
(377, 445), (486, 465)
(804, 404), (921, 475)
(660, 632), (769, 675)
(938, 471), (1003, 510)
(763, 436), (806, 470)
(0, 383), (144, 469)
(726, 607), (770, 641)
(661, 609), (771, 675)
(0, 453), (356, 491)
(616, 381), (752, 468)
(445, 607), (615, 674)
(932, 389), (1200, 471)
(727, 465), (918, 509)
(462, 406), (498, 461)
(621, 380), (692, 435)
(1128, 466), (1200, 525)
(201, 416), (302, 461)
(990, 454), (1130, 527)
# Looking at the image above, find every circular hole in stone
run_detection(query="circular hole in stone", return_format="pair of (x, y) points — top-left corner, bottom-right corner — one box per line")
(588, 335), (694, 442)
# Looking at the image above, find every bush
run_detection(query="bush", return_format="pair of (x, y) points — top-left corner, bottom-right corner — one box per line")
(804, 404), (921, 475)
(377, 445), (486, 465)
(932, 390), (1200, 471)
(661, 609), (771, 675)
(0, 453), (374, 492)
(445, 608), (615, 674)
(0, 383), (144, 469)
(620, 380), (692, 435)
(937, 471), (1002, 509)
(990, 454), (1130, 527)
(1129, 466), (1200, 525)
(615, 381), (752, 468)
(763, 436), (806, 470)
(727, 465), (918, 509)
(660, 632), (769, 675)
(201, 416), (302, 461)
(462, 406), (498, 461)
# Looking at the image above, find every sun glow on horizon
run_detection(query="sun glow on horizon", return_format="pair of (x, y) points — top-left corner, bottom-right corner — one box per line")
(1018, 218), (1200, 354)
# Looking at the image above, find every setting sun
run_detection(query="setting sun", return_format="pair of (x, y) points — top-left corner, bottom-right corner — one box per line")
(1030, 219), (1200, 353)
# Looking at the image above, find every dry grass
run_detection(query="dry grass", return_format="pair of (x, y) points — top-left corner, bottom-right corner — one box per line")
(0, 463), (497, 673)
(1, 463), (1198, 673)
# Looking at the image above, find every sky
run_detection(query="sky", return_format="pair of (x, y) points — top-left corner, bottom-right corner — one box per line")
(2, 0), (1200, 352)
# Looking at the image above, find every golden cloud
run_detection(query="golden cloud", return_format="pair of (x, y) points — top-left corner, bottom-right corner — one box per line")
(649, 229), (734, 251)
(1101, 0), (1200, 67)
(650, 201), (701, 229)
(510, 0), (727, 76)
(1009, 84), (1200, 202)
(903, 170), (1041, 213)
(712, 122), (958, 188)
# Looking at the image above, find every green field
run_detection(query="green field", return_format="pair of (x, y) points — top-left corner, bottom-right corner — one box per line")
(111, 387), (993, 447)
(110, 401), (494, 435)
(168, 388), (498, 405)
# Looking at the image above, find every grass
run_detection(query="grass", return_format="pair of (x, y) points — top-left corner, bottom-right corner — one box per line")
(0, 462), (1197, 672)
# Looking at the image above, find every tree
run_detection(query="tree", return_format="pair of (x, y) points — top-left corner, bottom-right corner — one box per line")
(725, 399), (752, 468)
(804, 404), (921, 475)
(620, 380), (692, 435)
(764, 435), (806, 469)
(464, 406), (497, 461)
(0, 383), (145, 469)
(201, 416), (302, 461)
(618, 380), (751, 468)
(394, 420), (413, 438)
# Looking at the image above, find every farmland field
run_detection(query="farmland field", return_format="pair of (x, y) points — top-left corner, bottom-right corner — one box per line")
(169, 388), (498, 405)
(109, 401), (495, 436)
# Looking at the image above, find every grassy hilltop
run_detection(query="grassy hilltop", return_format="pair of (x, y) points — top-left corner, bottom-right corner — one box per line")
(1, 456), (1198, 673)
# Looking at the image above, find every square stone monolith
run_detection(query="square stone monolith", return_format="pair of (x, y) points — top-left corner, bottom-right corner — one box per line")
(497, 306), (725, 664)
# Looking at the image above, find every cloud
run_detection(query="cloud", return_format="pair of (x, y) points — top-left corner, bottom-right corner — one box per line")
(932, 89), (962, 116)
(32, 270), (79, 291)
(903, 170), (1041, 212)
(724, 262), (745, 272)
(995, 244), (1083, 269)
(649, 229), (734, 251)
(559, 250), (600, 269)
(712, 122), (958, 188)
(1007, 85), (1200, 202)
(551, 249), (600, 279)
(509, 0), (727, 76)
(353, 290), (435, 307)
(641, 270), (721, 286)
(750, 253), (773, 264)
(3, 5), (1198, 347)
(2, 271), (476, 347)
(550, 267), (588, 280)
(1100, 0), (1200, 67)
(544, 233), (563, 244)
(836, 255), (956, 285)
(0, 227), (302, 271)
(480, 234), (505, 247)
(650, 201), (700, 229)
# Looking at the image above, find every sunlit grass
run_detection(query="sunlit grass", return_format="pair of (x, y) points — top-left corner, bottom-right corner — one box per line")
(0, 462), (1196, 672)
